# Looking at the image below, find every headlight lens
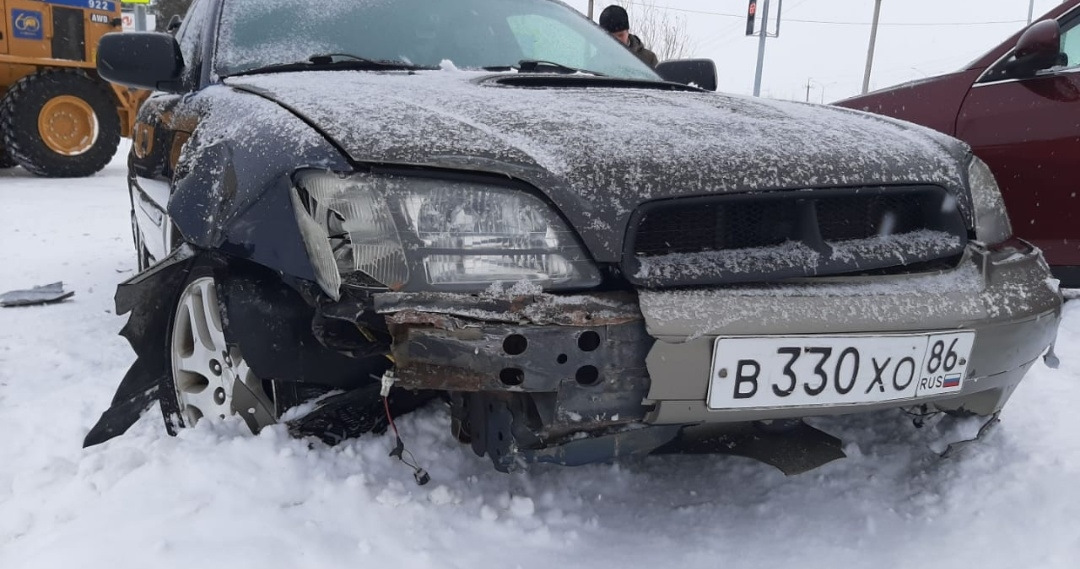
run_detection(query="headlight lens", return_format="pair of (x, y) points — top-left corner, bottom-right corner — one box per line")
(291, 171), (408, 299)
(968, 156), (1013, 245)
(292, 171), (601, 296)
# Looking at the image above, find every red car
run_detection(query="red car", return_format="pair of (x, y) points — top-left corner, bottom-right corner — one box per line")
(838, 0), (1080, 286)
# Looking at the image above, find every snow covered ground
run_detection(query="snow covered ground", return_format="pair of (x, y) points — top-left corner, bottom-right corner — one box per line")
(1, 148), (1078, 569)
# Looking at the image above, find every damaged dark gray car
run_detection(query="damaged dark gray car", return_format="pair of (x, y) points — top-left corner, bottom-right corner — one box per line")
(87, 0), (1062, 474)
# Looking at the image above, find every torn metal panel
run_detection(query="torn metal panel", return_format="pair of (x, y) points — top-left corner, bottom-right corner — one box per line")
(388, 317), (655, 433)
(461, 392), (535, 471)
(393, 361), (503, 392)
(84, 247), (197, 447)
(115, 244), (196, 316)
(387, 320), (653, 434)
(384, 309), (464, 330)
(381, 293), (658, 471)
(379, 291), (655, 438)
(374, 290), (643, 327)
(82, 361), (162, 447)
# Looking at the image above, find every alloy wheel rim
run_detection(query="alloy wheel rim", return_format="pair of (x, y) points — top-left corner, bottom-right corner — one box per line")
(38, 95), (99, 156)
(170, 276), (276, 432)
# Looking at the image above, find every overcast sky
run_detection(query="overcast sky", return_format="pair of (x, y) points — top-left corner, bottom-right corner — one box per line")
(562, 0), (1070, 101)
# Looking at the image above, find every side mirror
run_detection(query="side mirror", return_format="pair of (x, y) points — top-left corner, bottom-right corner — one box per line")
(97, 32), (185, 92)
(656, 59), (718, 91)
(1006, 19), (1061, 78)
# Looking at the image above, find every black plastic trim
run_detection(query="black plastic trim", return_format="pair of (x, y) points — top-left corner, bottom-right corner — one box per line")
(622, 185), (969, 288)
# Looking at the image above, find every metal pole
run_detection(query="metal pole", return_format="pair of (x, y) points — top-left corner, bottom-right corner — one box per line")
(1027, 0), (1035, 24)
(588, 0), (595, 20)
(752, 0), (771, 97)
(775, 0), (783, 36)
(135, 5), (147, 31)
(861, 0), (883, 95)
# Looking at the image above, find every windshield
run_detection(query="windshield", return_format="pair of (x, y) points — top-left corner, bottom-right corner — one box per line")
(215, 0), (661, 80)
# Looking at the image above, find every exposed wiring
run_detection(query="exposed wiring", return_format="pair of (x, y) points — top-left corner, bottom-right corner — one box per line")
(384, 394), (431, 486)
(901, 404), (941, 429)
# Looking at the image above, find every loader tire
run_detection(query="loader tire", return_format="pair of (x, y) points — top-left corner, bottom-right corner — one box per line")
(0, 144), (15, 169)
(0, 126), (15, 169)
(0, 70), (121, 178)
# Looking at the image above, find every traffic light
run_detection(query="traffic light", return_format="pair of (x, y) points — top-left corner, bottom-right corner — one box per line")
(746, 0), (757, 36)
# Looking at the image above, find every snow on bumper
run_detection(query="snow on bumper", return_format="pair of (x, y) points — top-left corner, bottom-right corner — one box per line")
(374, 242), (1061, 432)
(641, 242), (1061, 423)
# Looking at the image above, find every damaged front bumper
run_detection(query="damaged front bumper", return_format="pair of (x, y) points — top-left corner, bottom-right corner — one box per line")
(87, 241), (1062, 476)
(374, 291), (662, 469)
(370, 242), (1061, 472)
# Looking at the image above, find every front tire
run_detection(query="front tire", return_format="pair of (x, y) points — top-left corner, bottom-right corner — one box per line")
(160, 268), (278, 434)
(0, 70), (121, 178)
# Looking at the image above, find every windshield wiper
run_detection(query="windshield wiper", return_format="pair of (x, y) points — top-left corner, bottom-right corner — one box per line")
(228, 53), (436, 77)
(482, 59), (607, 77)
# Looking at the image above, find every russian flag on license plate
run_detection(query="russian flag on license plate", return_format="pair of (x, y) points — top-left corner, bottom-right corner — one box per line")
(943, 373), (962, 388)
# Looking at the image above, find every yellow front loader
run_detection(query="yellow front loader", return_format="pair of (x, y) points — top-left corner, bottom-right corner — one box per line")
(1, 0), (146, 177)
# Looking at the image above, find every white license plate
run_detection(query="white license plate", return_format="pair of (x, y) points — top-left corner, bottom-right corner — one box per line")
(707, 332), (975, 409)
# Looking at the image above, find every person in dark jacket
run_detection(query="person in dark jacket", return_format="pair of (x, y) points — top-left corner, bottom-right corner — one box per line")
(599, 5), (659, 68)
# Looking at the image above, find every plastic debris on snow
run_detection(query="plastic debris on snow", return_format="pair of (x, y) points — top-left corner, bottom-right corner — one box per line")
(0, 282), (75, 307)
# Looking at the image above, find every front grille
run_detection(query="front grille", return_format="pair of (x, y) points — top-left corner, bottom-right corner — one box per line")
(625, 186), (968, 287)
(818, 193), (923, 241)
(635, 200), (798, 254)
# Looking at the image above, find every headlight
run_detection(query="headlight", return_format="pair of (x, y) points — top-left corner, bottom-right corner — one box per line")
(292, 170), (601, 297)
(968, 156), (1013, 245)
(290, 171), (408, 299)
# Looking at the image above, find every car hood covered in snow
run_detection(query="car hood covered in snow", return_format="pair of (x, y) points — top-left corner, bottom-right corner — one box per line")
(227, 70), (973, 262)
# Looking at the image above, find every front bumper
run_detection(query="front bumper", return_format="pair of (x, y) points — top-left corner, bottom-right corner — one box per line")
(372, 242), (1061, 468)
(640, 244), (1061, 423)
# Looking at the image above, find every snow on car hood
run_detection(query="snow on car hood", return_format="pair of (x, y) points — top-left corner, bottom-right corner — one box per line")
(226, 70), (971, 262)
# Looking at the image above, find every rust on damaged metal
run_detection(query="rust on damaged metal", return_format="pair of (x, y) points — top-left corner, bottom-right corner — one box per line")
(374, 290), (643, 329)
(381, 291), (645, 392)
(393, 360), (514, 393)
(386, 310), (466, 330)
(392, 361), (506, 392)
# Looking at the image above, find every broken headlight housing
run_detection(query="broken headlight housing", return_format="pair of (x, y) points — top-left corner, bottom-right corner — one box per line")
(968, 156), (1013, 245)
(291, 170), (601, 298)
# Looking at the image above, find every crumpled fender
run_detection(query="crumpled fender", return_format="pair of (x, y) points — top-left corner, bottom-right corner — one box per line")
(83, 245), (390, 447)
(166, 85), (350, 282)
(83, 246), (197, 447)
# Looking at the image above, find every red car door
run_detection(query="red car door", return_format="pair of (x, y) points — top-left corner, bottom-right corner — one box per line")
(956, 9), (1080, 272)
